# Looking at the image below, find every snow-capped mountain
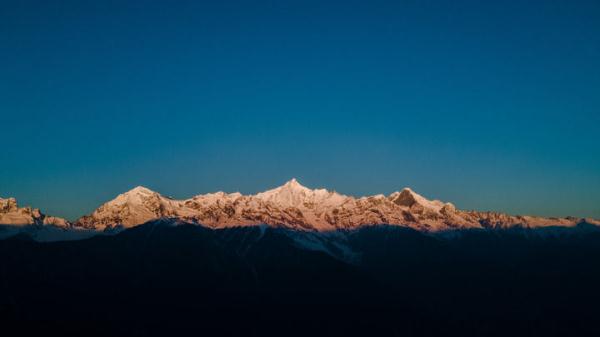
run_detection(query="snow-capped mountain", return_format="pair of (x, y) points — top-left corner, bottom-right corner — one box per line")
(75, 186), (190, 229)
(72, 179), (598, 232)
(0, 197), (68, 227)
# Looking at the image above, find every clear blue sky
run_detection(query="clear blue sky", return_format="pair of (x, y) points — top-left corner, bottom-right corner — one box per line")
(1, 0), (599, 220)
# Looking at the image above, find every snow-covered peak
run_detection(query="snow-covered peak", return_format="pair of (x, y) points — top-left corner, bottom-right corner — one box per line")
(279, 178), (313, 194)
(284, 178), (306, 188)
(123, 185), (156, 196)
(256, 179), (311, 204)
(108, 186), (161, 205)
(255, 179), (346, 208)
(76, 186), (177, 229)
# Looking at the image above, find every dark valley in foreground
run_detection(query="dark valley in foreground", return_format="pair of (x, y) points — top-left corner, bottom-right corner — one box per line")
(2, 221), (600, 336)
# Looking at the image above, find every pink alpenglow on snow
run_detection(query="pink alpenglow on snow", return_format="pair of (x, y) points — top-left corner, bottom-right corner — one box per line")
(70, 179), (599, 232)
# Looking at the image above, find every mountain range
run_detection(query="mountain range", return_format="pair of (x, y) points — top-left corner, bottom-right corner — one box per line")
(2, 179), (597, 236)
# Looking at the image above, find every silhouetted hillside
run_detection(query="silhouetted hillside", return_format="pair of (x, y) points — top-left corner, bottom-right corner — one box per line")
(2, 221), (600, 336)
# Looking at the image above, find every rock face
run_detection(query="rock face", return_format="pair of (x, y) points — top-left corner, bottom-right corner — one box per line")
(73, 179), (594, 232)
(0, 197), (68, 227)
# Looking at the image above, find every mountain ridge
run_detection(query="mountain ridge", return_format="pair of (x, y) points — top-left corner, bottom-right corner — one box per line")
(0, 197), (68, 227)
(3, 179), (599, 232)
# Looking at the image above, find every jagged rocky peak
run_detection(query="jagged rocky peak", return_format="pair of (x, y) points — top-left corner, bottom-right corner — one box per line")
(0, 196), (68, 227)
(440, 203), (457, 214)
(389, 188), (418, 206)
(0, 197), (19, 213)
(389, 188), (445, 211)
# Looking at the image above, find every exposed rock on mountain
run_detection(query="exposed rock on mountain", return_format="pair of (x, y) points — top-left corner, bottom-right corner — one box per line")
(0, 197), (68, 227)
(73, 179), (595, 232)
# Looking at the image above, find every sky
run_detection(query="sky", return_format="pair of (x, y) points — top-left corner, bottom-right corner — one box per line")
(1, 0), (599, 220)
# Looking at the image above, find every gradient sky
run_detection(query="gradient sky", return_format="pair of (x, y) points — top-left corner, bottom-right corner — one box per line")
(1, 0), (599, 220)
